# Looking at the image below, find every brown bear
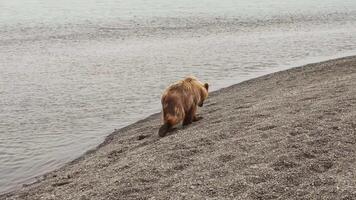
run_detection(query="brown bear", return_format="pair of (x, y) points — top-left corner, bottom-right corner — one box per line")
(158, 76), (209, 137)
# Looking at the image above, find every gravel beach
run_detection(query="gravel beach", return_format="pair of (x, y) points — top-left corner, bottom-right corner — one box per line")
(2, 56), (356, 200)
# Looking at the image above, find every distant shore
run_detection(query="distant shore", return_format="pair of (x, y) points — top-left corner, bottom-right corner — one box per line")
(2, 56), (356, 200)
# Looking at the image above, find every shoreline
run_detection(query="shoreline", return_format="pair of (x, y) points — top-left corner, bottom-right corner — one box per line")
(2, 56), (356, 199)
(1, 53), (356, 195)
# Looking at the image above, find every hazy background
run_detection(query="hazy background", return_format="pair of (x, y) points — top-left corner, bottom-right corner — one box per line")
(1, 0), (356, 193)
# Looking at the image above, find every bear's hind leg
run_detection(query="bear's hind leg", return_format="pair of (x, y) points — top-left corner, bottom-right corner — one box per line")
(158, 123), (171, 137)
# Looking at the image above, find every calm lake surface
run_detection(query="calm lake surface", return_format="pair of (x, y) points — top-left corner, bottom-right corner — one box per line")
(1, 0), (356, 193)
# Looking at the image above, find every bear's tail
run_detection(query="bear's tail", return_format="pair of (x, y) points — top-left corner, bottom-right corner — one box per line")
(158, 123), (171, 137)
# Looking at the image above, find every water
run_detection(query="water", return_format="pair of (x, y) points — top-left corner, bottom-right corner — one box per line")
(1, 0), (356, 193)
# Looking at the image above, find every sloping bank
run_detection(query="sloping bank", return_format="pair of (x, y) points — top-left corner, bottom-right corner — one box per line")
(2, 56), (356, 200)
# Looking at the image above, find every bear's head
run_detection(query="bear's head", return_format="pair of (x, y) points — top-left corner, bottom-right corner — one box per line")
(198, 82), (209, 107)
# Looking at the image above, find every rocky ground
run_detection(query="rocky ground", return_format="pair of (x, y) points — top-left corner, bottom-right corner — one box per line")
(2, 56), (356, 200)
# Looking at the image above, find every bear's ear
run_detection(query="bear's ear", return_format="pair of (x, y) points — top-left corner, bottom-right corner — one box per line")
(204, 83), (209, 91)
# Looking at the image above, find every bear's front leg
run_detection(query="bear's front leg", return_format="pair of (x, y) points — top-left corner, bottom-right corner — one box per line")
(183, 107), (195, 126)
(183, 114), (193, 126)
(193, 115), (203, 122)
(192, 106), (203, 122)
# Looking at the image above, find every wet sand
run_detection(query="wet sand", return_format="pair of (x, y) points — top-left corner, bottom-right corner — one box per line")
(2, 56), (356, 200)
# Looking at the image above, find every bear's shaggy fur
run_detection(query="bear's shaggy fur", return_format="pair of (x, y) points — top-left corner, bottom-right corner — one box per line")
(158, 76), (209, 137)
